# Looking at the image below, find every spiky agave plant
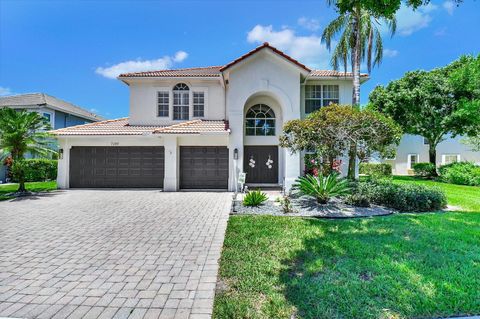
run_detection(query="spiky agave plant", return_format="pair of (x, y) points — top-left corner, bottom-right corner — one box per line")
(294, 173), (350, 204)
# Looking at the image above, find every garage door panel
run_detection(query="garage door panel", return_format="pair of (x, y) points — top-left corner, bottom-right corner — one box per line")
(180, 146), (228, 189)
(70, 146), (164, 188)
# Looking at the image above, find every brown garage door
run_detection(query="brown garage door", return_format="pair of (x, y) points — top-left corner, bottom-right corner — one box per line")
(70, 146), (165, 188)
(180, 146), (229, 189)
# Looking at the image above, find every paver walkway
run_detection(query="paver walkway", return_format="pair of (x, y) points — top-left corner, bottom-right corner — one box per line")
(0, 190), (232, 319)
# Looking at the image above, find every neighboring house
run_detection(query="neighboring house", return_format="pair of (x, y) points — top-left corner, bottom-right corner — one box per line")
(384, 134), (480, 175)
(0, 93), (104, 183)
(52, 43), (368, 191)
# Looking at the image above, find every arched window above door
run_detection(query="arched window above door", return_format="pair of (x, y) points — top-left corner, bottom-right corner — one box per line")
(245, 104), (275, 136)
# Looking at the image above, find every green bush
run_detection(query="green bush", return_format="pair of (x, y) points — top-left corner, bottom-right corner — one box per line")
(351, 179), (447, 212)
(438, 162), (480, 186)
(359, 163), (392, 178)
(294, 173), (350, 204)
(12, 159), (57, 182)
(413, 162), (437, 179)
(243, 189), (268, 207)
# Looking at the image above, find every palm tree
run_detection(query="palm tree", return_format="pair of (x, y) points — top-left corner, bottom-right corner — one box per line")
(322, 4), (396, 178)
(0, 108), (56, 192)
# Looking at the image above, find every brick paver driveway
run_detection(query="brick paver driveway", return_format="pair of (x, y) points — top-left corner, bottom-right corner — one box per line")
(0, 190), (232, 319)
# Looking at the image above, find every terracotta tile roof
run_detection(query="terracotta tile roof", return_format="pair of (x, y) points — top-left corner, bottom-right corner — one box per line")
(117, 43), (372, 79)
(51, 118), (229, 136)
(310, 70), (369, 78)
(153, 119), (230, 134)
(220, 42), (311, 72)
(119, 66), (222, 78)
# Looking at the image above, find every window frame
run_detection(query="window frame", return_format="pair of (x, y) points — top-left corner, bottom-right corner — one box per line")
(407, 153), (419, 170)
(40, 110), (54, 127)
(304, 84), (340, 114)
(193, 91), (205, 118)
(442, 154), (461, 165)
(157, 91), (169, 117)
(173, 83), (190, 121)
(245, 104), (276, 136)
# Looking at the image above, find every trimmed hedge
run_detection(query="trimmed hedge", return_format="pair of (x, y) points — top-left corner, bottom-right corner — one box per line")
(12, 159), (57, 182)
(349, 179), (447, 212)
(359, 163), (392, 178)
(438, 162), (480, 186)
(413, 162), (437, 179)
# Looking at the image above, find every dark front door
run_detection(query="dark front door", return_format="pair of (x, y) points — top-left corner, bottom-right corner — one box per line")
(180, 146), (229, 189)
(244, 146), (278, 184)
(70, 146), (165, 188)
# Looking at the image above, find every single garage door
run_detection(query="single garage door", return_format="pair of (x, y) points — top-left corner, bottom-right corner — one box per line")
(70, 146), (165, 188)
(180, 146), (229, 189)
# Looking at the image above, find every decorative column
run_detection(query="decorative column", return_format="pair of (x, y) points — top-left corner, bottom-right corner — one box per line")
(163, 135), (178, 191)
(56, 139), (70, 189)
(283, 148), (300, 191)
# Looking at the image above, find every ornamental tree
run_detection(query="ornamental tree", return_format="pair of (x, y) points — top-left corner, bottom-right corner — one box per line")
(280, 104), (402, 177)
(369, 55), (480, 166)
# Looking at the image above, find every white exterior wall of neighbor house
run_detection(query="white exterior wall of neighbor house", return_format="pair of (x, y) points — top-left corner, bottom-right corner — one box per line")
(386, 134), (480, 175)
(128, 79), (225, 126)
(224, 49), (304, 191)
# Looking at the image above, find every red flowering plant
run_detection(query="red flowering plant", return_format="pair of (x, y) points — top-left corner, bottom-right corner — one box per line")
(304, 154), (321, 176)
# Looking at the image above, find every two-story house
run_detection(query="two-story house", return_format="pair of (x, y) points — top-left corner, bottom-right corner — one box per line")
(0, 93), (104, 183)
(52, 43), (368, 191)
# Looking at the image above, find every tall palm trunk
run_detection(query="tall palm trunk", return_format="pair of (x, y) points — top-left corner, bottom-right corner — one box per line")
(347, 9), (362, 179)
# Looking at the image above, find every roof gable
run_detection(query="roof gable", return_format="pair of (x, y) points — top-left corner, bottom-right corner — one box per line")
(219, 42), (311, 73)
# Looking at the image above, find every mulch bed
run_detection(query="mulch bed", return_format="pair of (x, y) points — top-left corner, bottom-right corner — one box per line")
(232, 196), (395, 218)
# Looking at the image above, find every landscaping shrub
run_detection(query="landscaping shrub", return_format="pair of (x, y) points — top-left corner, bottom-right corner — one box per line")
(294, 173), (350, 204)
(359, 163), (392, 178)
(352, 179), (447, 212)
(12, 159), (57, 182)
(243, 190), (268, 207)
(413, 162), (437, 179)
(438, 162), (480, 186)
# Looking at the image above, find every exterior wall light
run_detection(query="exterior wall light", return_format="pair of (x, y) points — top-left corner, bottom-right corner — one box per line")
(59, 148), (64, 159)
(233, 148), (238, 160)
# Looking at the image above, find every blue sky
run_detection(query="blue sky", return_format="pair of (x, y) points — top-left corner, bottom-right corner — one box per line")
(1, 0), (479, 119)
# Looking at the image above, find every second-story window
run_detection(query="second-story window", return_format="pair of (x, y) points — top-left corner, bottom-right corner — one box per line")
(193, 92), (204, 117)
(157, 91), (169, 117)
(305, 84), (339, 113)
(173, 83), (189, 120)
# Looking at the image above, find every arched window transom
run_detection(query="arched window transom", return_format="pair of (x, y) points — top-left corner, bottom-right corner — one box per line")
(173, 83), (189, 120)
(245, 104), (275, 136)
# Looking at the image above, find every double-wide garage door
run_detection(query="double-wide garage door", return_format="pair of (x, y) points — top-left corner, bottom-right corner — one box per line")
(180, 146), (229, 189)
(70, 146), (165, 188)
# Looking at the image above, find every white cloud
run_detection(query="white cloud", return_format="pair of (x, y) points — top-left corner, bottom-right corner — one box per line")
(246, 25), (331, 68)
(95, 51), (188, 79)
(173, 51), (188, 62)
(384, 49), (399, 57)
(395, 3), (437, 36)
(0, 86), (13, 96)
(443, 1), (455, 15)
(297, 17), (320, 31)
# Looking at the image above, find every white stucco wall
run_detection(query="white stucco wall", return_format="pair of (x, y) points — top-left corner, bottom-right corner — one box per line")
(387, 134), (480, 175)
(128, 78), (225, 126)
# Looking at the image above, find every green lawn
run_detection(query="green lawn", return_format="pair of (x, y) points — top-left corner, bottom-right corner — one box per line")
(213, 177), (480, 319)
(0, 181), (57, 201)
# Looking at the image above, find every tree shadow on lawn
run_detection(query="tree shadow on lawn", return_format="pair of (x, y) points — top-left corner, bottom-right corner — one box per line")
(279, 213), (480, 319)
